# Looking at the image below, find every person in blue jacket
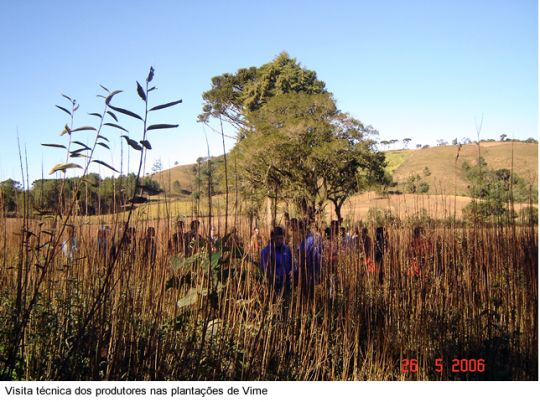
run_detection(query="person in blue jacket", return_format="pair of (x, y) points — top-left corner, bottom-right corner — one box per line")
(260, 226), (293, 293)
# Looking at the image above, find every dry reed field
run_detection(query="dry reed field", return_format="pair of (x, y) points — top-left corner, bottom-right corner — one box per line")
(0, 207), (537, 381)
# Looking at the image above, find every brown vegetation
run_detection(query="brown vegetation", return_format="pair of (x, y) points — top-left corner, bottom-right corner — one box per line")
(0, 207), (536, 380)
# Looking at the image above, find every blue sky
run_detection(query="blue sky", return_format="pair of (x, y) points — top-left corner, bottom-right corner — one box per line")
(0, 0), (536, 184)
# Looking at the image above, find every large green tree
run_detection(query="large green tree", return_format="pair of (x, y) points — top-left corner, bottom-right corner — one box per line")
(198, 52), (327, 132)
(319, 116), (387, 222)
(233, 93), (386, 223)
(0, 179), (22, 214)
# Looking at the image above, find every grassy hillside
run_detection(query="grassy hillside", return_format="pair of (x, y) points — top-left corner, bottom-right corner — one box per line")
(154, 141), (537, 199)
(384, 149), (414, 174)
(389, 142), (537, 196)
(151, 163), (195, 194)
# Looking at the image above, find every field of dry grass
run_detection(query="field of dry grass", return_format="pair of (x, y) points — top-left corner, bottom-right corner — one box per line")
(339, 192), (535, 221)
(89, 191), (534, 225)
(0, 202), (537, 380)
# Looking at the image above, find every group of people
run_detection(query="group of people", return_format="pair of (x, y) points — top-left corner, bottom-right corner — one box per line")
(63, 219), (208, 266)
(96, 224), (157, 264)
(255, 219), (433, 295)
(62, 218), (433, 288)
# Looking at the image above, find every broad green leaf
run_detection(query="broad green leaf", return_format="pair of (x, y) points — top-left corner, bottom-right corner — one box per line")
(147, 124), (179, 131)
(170, 255), (182, 271)
(140, 139), (152, 149)
(149, 99), (182, 112)
(177, 253), (207, 269)
(177, 288), (198, 309)
(210, 252), (221, 270)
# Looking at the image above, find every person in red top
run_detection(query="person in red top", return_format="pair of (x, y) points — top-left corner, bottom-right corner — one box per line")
(408, 226), (432, 277)
(359, 227), (376, 273)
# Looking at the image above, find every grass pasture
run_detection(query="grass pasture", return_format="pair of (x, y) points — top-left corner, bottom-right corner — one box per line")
(391, 142), (538, 196)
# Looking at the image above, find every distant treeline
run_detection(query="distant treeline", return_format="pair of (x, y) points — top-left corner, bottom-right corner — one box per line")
(0, 173), (162, 217)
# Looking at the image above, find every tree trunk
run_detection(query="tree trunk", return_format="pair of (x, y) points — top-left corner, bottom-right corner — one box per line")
(331, 198), (345, 224)
(266, 196), (273, 229)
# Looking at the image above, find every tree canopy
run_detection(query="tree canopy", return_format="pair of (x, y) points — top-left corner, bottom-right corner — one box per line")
(199, 52), (327, 132)
(200, 52), (387, 224)
(232, 93), (386, 223)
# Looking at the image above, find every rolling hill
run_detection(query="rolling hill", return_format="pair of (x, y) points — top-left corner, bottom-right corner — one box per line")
(153, 141), (538, 198)
(387, 142), (537, 195)
(151, 162), (196, 194)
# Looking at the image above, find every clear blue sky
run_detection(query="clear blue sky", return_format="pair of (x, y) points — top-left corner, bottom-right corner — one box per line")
(0, 0), (536, 184)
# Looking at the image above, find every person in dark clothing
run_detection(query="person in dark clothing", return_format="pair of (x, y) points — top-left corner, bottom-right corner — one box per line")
(260, 226), (293, 294)
(375, 226), (387, 283)
(97, 225), (112, 262)
(324, 226), (331, 240)
(330, 220), (340, 240)
(297, 221), (323, 298)
(168, 219), (185, 255)
(142, 227), (157, 265)
(183, 220), (201, 256)
(125, 227), (137, 251)
(116, 226), (137, 263)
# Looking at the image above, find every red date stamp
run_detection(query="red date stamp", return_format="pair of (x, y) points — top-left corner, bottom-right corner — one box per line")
(401, 358), (486, 374)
